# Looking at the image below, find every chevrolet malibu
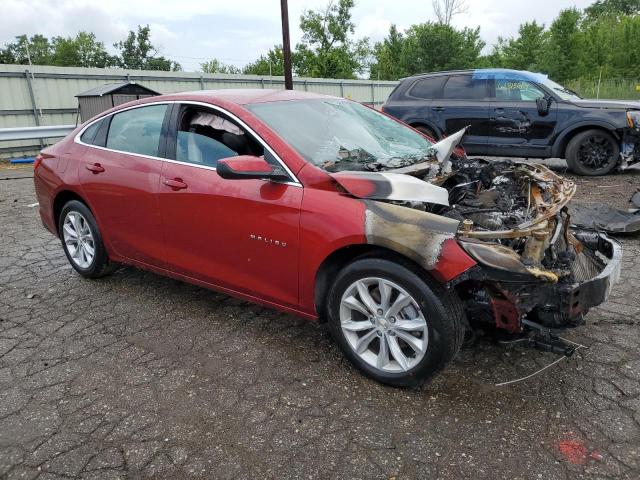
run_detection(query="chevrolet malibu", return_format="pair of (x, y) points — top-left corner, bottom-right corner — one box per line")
(34, 89), (622, 387)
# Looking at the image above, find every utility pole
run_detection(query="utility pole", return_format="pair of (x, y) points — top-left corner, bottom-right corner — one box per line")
(280, 0), (293, 90)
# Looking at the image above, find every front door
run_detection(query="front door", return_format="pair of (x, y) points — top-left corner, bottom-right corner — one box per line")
(487, 78), (558, 157)
(158, 103), (303, 307)
(78, 103), (170, 268)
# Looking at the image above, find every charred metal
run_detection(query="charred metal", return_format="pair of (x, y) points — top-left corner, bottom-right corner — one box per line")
(335, 136), (622, 336)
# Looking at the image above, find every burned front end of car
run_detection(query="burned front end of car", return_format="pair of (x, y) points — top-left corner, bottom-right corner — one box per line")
(438, 159), (623, 333)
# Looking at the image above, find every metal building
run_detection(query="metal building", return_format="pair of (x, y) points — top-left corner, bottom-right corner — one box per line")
(76, 82), (160, 122)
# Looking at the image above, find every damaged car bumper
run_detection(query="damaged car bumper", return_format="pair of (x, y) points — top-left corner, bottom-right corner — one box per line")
(458, 230), (622, 332)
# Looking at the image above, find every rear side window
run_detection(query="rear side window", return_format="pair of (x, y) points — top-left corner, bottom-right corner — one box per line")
(408, 77), (446, 99)
(106, 104), (168, 157)
(80, 119), (103, 145)
(442, 76), (488, 100)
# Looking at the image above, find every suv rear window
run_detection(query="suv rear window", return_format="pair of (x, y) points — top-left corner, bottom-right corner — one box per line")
(442, 75), (488, 100)
(409, 77), (446, 99)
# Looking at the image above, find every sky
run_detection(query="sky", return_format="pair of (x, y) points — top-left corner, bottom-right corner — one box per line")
(2, 0), (594, 72)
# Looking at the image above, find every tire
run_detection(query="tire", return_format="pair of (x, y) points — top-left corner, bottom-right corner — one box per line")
(58, 200), (115, 278)
(565, 129), (619, 176)
(326, 258), (465, 387)
(414, 125), (438, 141)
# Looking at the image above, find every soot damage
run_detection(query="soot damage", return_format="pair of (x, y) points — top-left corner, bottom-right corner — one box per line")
(331, 131), (622, 335)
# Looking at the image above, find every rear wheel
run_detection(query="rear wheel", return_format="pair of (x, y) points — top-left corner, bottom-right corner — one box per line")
(566, 129), (619, 176)
(326, 258), (465, 387)
(59, 200), (114, 278)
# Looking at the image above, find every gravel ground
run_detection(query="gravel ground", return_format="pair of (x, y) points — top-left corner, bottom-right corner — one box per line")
(0, 160), (639, 480)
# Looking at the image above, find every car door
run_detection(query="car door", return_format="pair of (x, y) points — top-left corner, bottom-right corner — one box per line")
(487, 77), (558, 157)
(158, 102), (303, 307)
(429, 74), (491, 155)
(78, 103), (170, 268)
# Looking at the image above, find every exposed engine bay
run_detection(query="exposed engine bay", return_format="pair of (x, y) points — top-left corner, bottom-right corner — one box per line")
(329, 131), (622, 338)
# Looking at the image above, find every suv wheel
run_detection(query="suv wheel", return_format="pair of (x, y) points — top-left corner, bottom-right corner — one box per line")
(59, 200), (114, 278)
(326, 258), (465, 387)
(566, 129), (619, 176)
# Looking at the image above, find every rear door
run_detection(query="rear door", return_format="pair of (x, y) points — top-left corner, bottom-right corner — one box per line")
(78, 103), (170, 268)
(429, 74), (491, 155)
(487, 77), (558, 157)
(158, 103), (303, 307)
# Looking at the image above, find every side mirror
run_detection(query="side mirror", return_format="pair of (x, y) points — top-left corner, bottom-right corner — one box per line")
(536, 96), (552, 116)
(217, 155), (290, 182)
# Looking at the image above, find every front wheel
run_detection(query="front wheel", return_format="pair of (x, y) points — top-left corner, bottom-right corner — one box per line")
(326, 258), (465, 387)
(59, 200), (114, 278)
(566, 129), (619, 176)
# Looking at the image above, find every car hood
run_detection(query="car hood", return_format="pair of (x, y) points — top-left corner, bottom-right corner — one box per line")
(569, 98), (640, 110)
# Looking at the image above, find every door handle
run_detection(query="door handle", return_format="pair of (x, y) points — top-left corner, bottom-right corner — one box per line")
(85, 163), (105, 174)
(162, 178), (188, 190)
(432, 106), (445, 112)
(494, 108), (505, 114)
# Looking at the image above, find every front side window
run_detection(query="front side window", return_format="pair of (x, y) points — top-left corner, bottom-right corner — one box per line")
(443, 76), (488, 100)
(174, 107), (264, 168)
(247, 99), (434, 172)
(106, 104), (168, 157)
(494, 79), (545, 102)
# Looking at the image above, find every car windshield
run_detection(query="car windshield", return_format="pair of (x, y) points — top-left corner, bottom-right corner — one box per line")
(246, 99), (434, 172)
(539, 77), (582, 101)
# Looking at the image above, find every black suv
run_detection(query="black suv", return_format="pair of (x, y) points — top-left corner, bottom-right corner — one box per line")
(382, 69), (640, 175)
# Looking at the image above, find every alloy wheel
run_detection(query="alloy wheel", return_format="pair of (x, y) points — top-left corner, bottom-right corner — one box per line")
(577, 134), (615, 170)
(62, 211), (96, 269)
(339, 277), (428, 373)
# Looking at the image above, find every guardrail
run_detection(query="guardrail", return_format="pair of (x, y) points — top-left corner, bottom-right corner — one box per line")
(0, 125), (75, 142)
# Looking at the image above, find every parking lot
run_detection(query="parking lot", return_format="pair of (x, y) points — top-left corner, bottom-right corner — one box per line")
(0, 161), (639, 479)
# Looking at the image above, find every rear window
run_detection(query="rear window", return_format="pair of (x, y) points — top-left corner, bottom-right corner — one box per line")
(408, 77), (446, 99)
(442, 76), (488, 100)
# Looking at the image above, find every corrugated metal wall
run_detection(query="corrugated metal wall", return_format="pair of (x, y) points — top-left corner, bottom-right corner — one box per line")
(0, 64), (399, 159)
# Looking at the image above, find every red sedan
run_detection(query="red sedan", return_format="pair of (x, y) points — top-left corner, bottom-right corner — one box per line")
(34, 89), (621, 386)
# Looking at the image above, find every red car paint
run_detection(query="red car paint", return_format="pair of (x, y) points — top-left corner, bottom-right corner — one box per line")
(34, 90), (476, 320)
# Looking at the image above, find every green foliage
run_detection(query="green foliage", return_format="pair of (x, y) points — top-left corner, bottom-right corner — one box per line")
(114, 25), (181, 71)
(293, 0), (370, 78)
(538, 8), (583, 82)
(585, 0), (640, 18)
(369, 22), (484, 80)
(369, 25), (408, 80)
(242, 47), (285, 75)
(0, 26), (179, 71)
(200, 58), (241, 74)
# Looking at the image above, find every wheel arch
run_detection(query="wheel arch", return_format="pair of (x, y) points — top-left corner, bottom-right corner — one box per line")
(552, 122), (620, 159)
(407, 121), (441, 140)
(314, 243), (439, 322)
(53, 190), (92, 234)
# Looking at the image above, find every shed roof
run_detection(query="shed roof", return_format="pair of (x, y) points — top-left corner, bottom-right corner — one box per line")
(76, 82), (160, 97)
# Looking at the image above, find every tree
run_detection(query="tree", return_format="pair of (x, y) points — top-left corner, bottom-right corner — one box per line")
(399, 23), (485, 74)
(432, 0), (468, 25)
(294, 0), (370, 78)
(50, 32), (113, 68)
(243, 46), (285, 75)
(539, 8), (583, 82)
(500, 21), (547, 71)
(369, 25), (407, 80)
(585, 0), (640, 18)
(0, 34), (52, 65)
(113, 25), (181, 71)
(200, 58), (241, 74)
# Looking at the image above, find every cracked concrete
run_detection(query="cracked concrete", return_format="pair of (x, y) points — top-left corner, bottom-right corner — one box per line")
(0, 162), (639, 479)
